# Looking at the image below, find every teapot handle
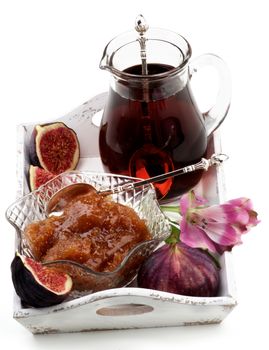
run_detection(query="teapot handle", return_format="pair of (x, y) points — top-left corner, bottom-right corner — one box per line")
(189, 54), (231, 136)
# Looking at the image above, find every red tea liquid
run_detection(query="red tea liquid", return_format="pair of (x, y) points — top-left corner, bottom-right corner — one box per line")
(99, 64), (207, 200)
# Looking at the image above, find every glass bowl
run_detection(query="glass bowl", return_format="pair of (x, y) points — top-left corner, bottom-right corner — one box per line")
(6, 171), (171, 293)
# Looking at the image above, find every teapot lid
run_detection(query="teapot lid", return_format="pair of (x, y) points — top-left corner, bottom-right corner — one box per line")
(100, 15), (192, 78)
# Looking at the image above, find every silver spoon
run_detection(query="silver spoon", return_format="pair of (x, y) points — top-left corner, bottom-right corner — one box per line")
(46, 153), (228, 215)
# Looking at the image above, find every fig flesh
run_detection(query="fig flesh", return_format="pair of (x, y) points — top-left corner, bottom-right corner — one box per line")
(29, 165), (56, 191)
(137, 242), (220, 297)
(11, 252), (72, 308)
(29, 122), (80, 175)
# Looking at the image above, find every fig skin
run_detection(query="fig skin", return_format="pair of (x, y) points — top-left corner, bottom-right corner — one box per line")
(29, 127), (40, 167)
(29, 122), (80, 175)
(11, 253), (72, 308)
(137, 242), (220, 297)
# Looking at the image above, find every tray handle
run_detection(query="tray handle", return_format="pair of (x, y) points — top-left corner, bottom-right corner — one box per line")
(96, 303), (154, 316)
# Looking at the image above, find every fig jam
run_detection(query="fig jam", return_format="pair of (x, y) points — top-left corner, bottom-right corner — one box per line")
(99, 63), (207, 200)
(24, 190), (151, 273)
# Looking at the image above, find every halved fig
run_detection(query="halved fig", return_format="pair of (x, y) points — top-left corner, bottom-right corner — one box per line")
(29, 122), (80, 175)
(11, 252), (72, 308)
(29, 165), (56, 191)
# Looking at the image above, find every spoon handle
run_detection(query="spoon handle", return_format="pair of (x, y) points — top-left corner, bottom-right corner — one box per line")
(100, 153), (228, 196)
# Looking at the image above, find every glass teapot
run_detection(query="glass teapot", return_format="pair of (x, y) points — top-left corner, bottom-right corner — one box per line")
(99, 16), (231, 201)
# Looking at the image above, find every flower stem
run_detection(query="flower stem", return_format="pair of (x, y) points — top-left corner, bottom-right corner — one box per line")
(160, 205), (180, 214)
(165, 224), (180, 245)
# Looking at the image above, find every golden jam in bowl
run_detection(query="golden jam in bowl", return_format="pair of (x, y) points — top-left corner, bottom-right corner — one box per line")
(6, 172), (171, 292)
(25, 189), (151, 273)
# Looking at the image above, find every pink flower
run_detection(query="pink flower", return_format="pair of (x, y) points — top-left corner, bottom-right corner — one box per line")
(179, 191), (260, 254)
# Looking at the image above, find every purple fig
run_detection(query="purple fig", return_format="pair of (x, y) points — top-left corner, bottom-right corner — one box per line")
(29, 122), (80, 175)
(137, 242), (220, 297)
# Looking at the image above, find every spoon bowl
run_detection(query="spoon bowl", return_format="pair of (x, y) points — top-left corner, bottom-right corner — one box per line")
(47, 183), (97, 215)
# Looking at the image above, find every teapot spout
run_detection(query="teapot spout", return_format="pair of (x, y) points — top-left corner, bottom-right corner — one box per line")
(99, 59), (108, 71)
(99, 47), (111, 72)
(100, 30), (141, 73)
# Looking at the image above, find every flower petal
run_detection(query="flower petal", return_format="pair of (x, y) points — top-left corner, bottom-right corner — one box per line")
(179, 193), (190, 216)
(197, 205), (228, 223)
(223, 206), (250, 225)
(215, 243), (234, 255)
(247, 210), (260, 227)
(180, 218), (218, 253)
(202, 221), (243, 246)
(227, 198), (253, 210)
(180, 191), (208, 215)
(197, 204), (250, 225)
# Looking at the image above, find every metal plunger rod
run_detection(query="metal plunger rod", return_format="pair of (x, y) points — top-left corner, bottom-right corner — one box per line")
(135, 14), (149, 75)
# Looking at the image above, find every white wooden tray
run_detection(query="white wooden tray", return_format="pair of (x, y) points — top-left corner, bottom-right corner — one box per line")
(13, 93), (236, 334)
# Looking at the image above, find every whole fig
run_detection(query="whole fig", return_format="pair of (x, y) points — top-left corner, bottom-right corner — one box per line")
(137, 242), (220, 297)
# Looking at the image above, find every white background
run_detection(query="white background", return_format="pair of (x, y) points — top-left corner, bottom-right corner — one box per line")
(0, 0), (268, 348)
